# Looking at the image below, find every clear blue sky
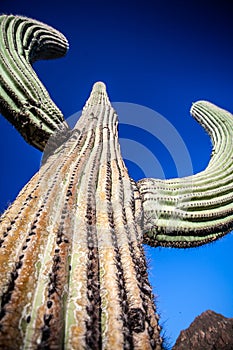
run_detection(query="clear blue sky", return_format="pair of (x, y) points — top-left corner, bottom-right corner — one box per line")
(0, 0), (233, 347)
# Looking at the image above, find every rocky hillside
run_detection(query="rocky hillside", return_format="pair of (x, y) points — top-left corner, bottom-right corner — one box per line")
(173, 310), (233, 350)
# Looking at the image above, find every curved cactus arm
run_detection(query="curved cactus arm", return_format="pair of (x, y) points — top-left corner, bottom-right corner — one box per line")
(137, 101), (233, 248)
(0, 14), (69, 151)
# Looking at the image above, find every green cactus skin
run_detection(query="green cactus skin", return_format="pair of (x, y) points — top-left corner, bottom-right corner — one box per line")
(1, 14), (233, 350)
(139, 101), (233, 247)
(0, 15), (69, 151)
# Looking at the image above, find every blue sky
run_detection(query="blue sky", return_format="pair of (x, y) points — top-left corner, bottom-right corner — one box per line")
(0, 0), (233, 347)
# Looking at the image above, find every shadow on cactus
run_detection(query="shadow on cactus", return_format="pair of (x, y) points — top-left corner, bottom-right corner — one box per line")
(1, 14), (233, 350)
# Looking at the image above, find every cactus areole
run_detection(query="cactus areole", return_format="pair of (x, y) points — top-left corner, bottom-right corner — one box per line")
(0, 15), (233, 350)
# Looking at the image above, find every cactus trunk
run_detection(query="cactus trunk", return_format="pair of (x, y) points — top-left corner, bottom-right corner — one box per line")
(0, 82), (162, 349)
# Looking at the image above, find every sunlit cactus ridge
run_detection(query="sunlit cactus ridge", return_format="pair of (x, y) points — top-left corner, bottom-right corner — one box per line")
(1, 14), (233, 350)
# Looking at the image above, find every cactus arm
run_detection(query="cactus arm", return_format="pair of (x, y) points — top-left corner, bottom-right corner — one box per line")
(0, 14), (69, 151)
(138, 101), (233, 247)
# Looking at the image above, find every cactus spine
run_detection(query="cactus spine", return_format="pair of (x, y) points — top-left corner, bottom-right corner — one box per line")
(1, 14), (233, 349)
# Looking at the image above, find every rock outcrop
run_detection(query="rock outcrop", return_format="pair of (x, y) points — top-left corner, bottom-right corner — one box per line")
(173, 310), (233, 350)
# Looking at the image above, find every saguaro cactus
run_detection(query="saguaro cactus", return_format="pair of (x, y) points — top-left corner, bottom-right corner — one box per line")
(0, 15), (233, 350)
